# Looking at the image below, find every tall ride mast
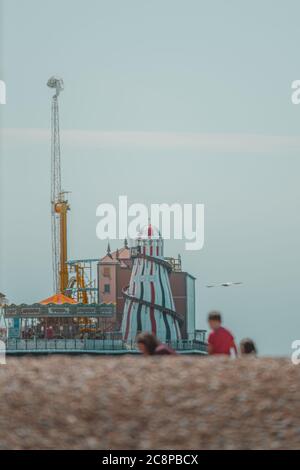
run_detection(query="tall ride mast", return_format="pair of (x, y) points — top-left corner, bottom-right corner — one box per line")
(47, 76), (69, 294)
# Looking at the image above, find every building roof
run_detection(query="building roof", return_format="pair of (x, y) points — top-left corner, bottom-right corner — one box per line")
(100, 241), (131, 266)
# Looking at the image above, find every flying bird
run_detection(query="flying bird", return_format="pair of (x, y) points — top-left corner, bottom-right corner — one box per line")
(206, 282), (243, 288)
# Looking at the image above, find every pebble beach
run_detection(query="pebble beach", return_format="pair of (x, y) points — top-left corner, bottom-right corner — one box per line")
(0, 356), (299, 450)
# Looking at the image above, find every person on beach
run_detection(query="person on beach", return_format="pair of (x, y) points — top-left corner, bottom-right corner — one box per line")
(240, 338), (257, 356)
(136, 332), (177, 356)
(207, 311), (237, 356)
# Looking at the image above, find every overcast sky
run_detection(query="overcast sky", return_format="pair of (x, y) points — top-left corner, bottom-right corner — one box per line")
(1, 0), (300, 355)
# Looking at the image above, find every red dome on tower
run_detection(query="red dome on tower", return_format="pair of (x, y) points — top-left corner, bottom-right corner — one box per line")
(137, 223), (161, 240)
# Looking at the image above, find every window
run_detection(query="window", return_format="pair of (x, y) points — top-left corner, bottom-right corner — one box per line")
(104, 284), (110, 294)
(103, 267), (111, 278)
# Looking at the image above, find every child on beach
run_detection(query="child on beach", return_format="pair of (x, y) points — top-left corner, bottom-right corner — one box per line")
(207, 311), (237, 357)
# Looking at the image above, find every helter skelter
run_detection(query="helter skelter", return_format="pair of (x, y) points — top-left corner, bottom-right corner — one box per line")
(122, 223), (182, 343)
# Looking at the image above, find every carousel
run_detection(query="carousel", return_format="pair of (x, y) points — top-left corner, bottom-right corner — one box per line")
(3, 293), (116, 341)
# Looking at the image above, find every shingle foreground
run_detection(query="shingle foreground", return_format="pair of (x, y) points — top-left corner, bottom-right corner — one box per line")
(0, 356), (299, 449)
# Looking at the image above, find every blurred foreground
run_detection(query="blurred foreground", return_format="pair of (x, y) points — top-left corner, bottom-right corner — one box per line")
(0, 356), (299, 450)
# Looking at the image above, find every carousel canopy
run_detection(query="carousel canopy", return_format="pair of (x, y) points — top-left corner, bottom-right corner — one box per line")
(39, 293), (77, 305)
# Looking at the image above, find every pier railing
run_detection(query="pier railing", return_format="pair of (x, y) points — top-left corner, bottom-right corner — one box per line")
(5, 338), (207, 354)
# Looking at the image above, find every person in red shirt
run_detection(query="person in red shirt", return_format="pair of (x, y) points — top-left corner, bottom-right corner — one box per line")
(207, 311), (237, 356)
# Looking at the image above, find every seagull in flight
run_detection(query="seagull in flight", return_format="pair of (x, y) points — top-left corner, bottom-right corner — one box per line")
(206, 282), (243, 288)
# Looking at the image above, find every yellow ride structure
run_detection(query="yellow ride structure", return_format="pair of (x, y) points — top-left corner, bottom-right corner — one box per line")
(47, 77), (96, 305)
(47, 76), (69, 296)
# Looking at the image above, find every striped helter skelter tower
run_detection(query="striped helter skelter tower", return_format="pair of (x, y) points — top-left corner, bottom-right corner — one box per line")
(122, 224), (182, 343)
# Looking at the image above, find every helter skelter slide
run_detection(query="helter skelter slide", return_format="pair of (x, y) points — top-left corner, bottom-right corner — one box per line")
(122, 224), (182, 343)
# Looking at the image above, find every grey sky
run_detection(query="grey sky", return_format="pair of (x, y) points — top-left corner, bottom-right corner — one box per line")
(0, 0), (299, 355)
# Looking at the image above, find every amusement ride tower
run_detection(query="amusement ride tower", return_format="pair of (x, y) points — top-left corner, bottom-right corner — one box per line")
(122, 224), (182, 343)
(47, 76), (69, 295)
